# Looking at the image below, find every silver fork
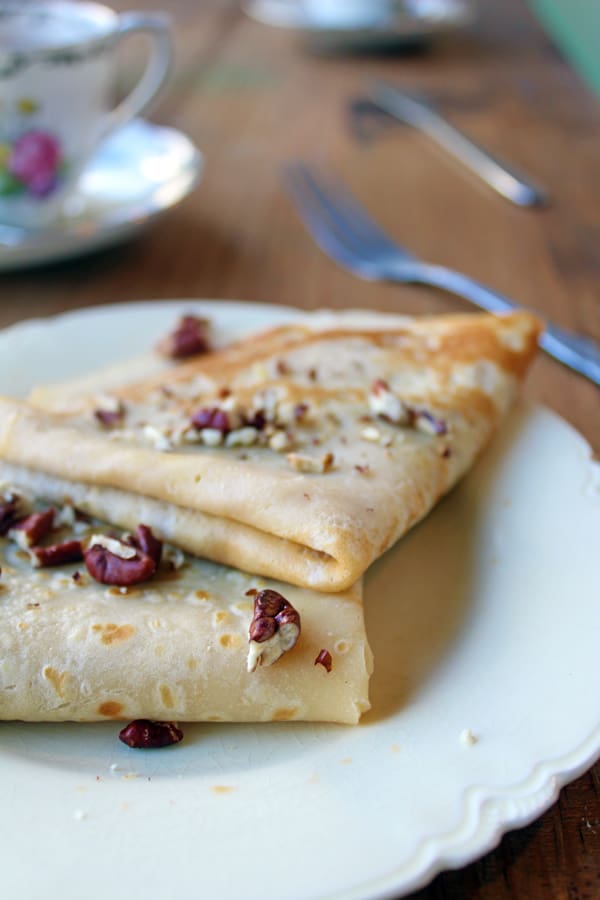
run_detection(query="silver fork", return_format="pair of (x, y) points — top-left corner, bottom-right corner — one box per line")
(282, 163), (600, 386)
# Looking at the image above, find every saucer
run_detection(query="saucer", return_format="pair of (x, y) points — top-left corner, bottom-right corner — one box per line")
(243, 0), (474, 50)
(0, 119), (202, 272)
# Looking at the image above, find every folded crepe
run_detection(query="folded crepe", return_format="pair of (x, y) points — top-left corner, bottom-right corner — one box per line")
(0, 310), (540, 592)
(0, 488), (371, 723)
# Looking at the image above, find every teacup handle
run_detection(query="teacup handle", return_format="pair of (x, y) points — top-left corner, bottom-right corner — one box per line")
(100, 11), (173, 138)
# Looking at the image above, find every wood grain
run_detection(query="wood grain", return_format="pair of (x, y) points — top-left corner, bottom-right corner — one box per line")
(0, 0), (598, 896)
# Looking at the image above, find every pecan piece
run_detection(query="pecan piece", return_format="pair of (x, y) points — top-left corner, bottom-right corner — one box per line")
(190, 407), (230, 433)
(245, 410), (266, 430)
(247, 589), (301, 672)
(129, 524), (163, 566)
(0, 489), (31, 536)
(314, 649), (333, 673)
(413, 409), (448, 436)
(31, 540), (84, 568)
(94, 402), (125, 428)
(157, 315), (211, 359)
(368, 379), (410, 425)
(119, 719), (184, 749)
(84, 534), (157, 586)
(286, 451), (334, 474)
(9, 508), (55, 548)
(0, 497), (20, 536)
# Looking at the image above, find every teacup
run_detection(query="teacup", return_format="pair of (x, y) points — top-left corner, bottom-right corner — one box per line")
(0, 1), (173, 229)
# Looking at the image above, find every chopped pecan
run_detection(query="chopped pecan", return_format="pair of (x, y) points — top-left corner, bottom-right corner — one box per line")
(128, 524), (163, 566)
(142, 424), (174, 452)
(31, 540), (84, 568)
(87, 534), (137, 559)
(0, 496), (20, 536)
(413, 409), (448, 436)
(94, 402), (125, 428)
(286, 452), (334, 474)
(360, 425), (381, 443)
(163, 546), (185, 571)
(119, 719), (184, 749)
(225, 426), (259, 448)
(9, 508), (55, 548)
(245, 410), (266, 430)
(157, 315), (211, 359)
(191, 407), (231, 433)
(84, 532), (157, 586)
(0, 488), (32, 536)
(247, 589), (301, 672)
(314, 649), (332, 673)
(368, 379), (410, 425)
(269, 430), (295, 452)
(293, 402), (309, 422)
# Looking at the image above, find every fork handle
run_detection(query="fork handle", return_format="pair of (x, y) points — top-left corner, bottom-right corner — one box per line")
(373, 84), (547, 207)
(397, 262), (600, 386)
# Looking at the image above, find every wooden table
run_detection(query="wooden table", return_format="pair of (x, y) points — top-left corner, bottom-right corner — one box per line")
(1, 0), (598, 896)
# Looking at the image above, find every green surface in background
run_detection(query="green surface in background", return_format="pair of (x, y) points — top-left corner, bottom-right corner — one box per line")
(530, 0), (600, 96)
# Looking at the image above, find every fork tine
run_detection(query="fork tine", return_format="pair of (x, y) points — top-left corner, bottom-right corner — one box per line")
(284, 164), (415, 265)
(282, 165), (374, 275)
(301, 166), (407, 258)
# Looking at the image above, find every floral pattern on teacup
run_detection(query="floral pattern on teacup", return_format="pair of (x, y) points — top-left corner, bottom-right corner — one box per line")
(0, 98), (66, 199)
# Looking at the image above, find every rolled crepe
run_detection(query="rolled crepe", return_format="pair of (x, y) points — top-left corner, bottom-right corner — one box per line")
(0, 310), (540, 592)
(0, 497), (371, 724)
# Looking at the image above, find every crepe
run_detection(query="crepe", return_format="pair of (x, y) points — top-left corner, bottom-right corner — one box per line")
(0, 310), (540, 592)
(0, 490), (371, 724)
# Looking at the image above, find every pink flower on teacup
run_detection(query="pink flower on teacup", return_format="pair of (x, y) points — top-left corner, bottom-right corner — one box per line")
(9, 130), (63, 197)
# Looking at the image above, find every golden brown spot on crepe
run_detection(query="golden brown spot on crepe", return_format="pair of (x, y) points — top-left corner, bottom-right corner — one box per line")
(155, 644), (165, 657)
(233, 601), (253, 614)
(207, 714), (223, 721)
(210, 785), (237, 794)
(187, 656), (198, 670)
(273, 707), (299, 721)
(159, 684), (174, 708)
(43, 666), (70, 698)
(15, 550), (29, 561)
(26, 602), (40, 610)
(340, 758), (353, 765)
(95, 623), (136, 645)
(334, 640), (350, 654)
(436, 315), (541, 378)
(17, 621), (28, 630)
(219, 633), (242, 649)
(214, 611), (229, 624)
(377, 516), (400, 555)
(195, 589), (209, 601)
(194, 474), (201, 483)
(121, 317), (537, 403)
(391, 744), (400, 754)
(98, 700), (123, 717)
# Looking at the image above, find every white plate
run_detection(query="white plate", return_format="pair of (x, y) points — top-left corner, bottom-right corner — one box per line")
(0, 120), (202, 272)
(1, 300), (599, 900)
(243, 0), (474, 50)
